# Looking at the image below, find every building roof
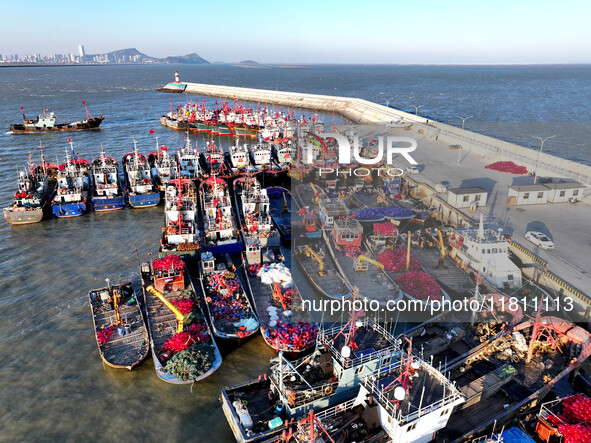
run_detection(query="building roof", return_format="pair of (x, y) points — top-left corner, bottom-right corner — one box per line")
(448, 186), (488, 195)
(509, 184), (549, 192)
(544, 181), (584, 190)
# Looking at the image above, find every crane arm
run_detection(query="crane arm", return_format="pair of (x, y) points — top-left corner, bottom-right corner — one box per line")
(437, 229), (445, 258)
(358, 255), (385, 270)
(303, 245), (324, 272)
(146, 285), (185, 333)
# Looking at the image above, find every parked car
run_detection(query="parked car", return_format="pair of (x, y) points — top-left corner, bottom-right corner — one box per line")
(525, 231), (555, 249)
(406, 165), (420, 174)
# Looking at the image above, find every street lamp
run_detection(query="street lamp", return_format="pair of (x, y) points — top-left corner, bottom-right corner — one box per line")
(531, 135), (557, 184)
(456, 115), (473, 130)
(411, 105), (423, 115)
(385, 97), (395, 108)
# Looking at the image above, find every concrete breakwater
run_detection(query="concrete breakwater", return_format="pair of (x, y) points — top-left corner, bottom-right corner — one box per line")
(161, 82), (591, 185)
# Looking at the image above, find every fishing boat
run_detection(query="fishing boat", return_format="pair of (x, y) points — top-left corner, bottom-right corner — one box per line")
(177, 132), (202, 180)
(294, 239), (351, 299)
(122, 141), (161, 208)
(265, 186), (292, 242)
(318, 197), (348, 229)
(148, 139), (178, 192)
(199, 252), (259, 340)
(4, 151), (56, 224)
(242, 246), (318, 355)
(140, 255), (222, 384)
(10, 106), (104, 132)
(159, 179), (201, 259)
(199, 175), (243, 255)
(233, 176), (281, 252)
(51, 141), (90, 218)
(438, 312), (591, 442)
(88, 280), (149, 369)
(324, 217), (403, 305)
(249, 142), (273, 172)
(273, 141), (295, 167)
(90, 148), (125, 212)
(447, 214), (554, 309)
(221, 313), (401, 443)
(201, 140), (226, 175)
(283, 338), (464, 443)
(226, 142), (254, 174)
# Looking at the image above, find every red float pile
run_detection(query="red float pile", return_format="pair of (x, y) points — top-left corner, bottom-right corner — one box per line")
(547, 394), (591, 442)
(171, 298), (195, 314)
(163, 323), (210, 354)
(373, 222), (397, 237)
(266, 322), (319, 351)
(153, 254), (185, 272)
(96, 326), (113, 345)
(248, 264), (262, 276)
(339, 245), (361, 258)
(396, 271), (442, 300)
(377, 249), (421, 273)
(485, 161), (528, 175)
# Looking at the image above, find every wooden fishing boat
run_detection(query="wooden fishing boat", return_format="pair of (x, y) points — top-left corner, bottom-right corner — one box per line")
(199, 252), (259, 341)
(10, 106), (104, 132)
(140, 255), (222, 384)
(88, 281), (149, 369)
(242, 247), (318, 355)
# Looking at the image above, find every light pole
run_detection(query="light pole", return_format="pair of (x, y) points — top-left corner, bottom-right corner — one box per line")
(456, 115), (473, 130)
(385, 97), (395, 108)
(411, 105), (423, 115)
(531, 135), (557, 184)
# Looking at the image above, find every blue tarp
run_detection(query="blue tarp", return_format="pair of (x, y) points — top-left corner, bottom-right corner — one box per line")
(496, 427), (536, 443)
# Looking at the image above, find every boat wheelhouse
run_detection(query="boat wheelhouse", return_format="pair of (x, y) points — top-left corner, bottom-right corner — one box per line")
(148, 138), (179, 192)
(177, 133), (201, 179)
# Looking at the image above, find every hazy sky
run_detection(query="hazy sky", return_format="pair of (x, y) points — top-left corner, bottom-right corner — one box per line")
(2, 0), (590, 64)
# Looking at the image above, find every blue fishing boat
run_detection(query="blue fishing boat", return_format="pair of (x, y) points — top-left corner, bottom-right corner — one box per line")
(91, 147), (125, 212)
(51, 141), (90, 218)
(199, 175), (243, 255)
(122, 141), (161, 208)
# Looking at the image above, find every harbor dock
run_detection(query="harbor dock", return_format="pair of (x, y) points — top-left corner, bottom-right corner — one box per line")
(161, 81), (591, 320)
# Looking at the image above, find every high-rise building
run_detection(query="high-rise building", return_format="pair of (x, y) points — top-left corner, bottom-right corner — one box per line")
(78, 45), (85, 57)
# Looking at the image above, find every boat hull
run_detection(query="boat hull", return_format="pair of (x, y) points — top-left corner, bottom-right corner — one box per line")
(10, 117), (104, 132)
(3, 207), (44, 224)
(128, 192), (161, 208)
(51, 200), (87, 218)
(92, 196), (125, 212)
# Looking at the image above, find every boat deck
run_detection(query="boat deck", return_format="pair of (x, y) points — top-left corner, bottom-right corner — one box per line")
(325, 232), (399, 304)
(294, 242), (350, 299)
(332, 326), (393, 355)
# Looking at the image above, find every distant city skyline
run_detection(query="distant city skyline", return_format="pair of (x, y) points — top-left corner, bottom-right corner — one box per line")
(3, 0), (591, 64)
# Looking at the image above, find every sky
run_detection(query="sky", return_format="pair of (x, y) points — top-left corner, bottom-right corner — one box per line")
(1, 0), (590, 64)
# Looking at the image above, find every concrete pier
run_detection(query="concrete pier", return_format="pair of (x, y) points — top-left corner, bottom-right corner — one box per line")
(161, 81), (591, 185)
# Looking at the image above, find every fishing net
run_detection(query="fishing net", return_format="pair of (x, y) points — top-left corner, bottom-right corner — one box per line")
(165, 343), (216, 380)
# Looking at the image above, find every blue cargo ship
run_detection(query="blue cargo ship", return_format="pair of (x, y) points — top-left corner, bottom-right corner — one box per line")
(51, 142), (90, 218)
(122, 141), (161, 208)
(90, 147), (125, 212)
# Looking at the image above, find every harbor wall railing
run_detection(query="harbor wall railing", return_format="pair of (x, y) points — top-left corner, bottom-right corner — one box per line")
(173, 82), (591, 185)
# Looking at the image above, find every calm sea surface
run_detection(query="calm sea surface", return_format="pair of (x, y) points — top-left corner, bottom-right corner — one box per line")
(0, 64), (590, 442)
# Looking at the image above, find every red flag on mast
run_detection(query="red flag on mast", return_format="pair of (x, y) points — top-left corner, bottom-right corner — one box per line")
(149, 129), (155, 134)
(82, 101), (86, 105)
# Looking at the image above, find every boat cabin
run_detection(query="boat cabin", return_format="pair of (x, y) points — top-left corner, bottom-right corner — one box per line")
(152, 259), (185, 293)
(319, 198), (348, 228)
(201, 251), (216, 274)
(333, 217), (363, 248)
